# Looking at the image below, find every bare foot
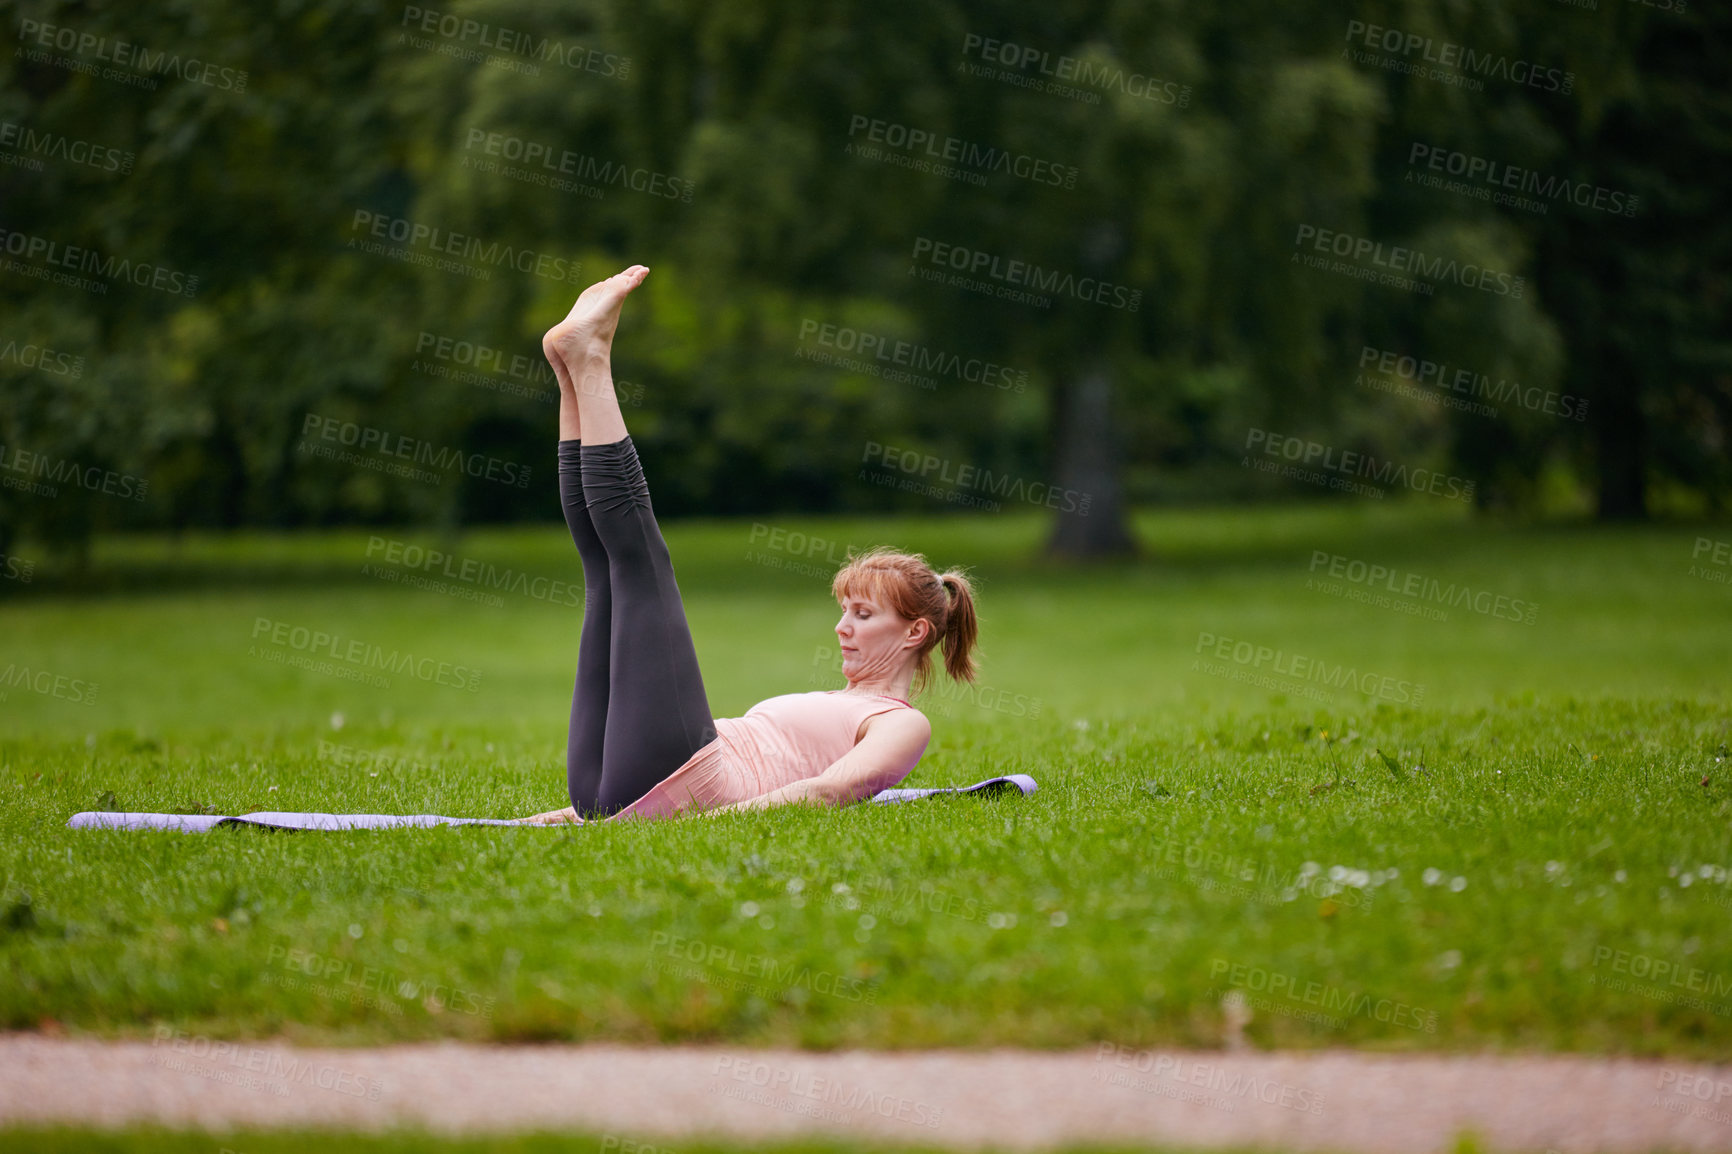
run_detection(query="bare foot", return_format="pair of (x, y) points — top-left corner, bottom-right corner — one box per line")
(543, 265), (650, 366)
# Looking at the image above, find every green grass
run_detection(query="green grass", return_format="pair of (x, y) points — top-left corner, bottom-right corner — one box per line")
(2, 501), (1729, 1056)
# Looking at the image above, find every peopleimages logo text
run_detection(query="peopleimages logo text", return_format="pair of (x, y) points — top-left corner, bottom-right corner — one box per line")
(0, 339), (83, 379)
(1209, 959), (1438, 1032)
(399, 6), (630, 76)
(0, 121), (133, 173)
(364, 536), (582, 607)
(1406, 143), (1637, 218)
(462, 129), (692, 202)
(1293, 225), (1523, 298)
(863, 441), (1090, 514)
(1193, 631), (1425, 705)
(797, 320), (1028, 392)
(650, 932), (876, 1003)
(299, 414), (531, 488)
(1245, 429), (1475, 502)
(960, 34), (1190, 106)
(1308, 551), (1538, 624)
(16, 19), (249, 91)
(348, 210), (583, 282)
(0, 443), (148, 501)
(1594, 946), (1732, 998)
(1343, 21), (1574, 94)
(846, 115), (1077, 188)
(0, 228), (198, 296)
(1357, 345), (1587, 422)
(249, 617), (482, 692)
(910, 237), (1141, 311)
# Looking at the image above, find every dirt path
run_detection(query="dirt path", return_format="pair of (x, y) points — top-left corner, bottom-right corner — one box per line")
(3, 1036), (1730, 1151)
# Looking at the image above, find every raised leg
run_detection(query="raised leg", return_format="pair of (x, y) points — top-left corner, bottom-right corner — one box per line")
(546, 268), (641, 814)
(559, 439), (611, 815)
(545, 266), (717, 815)
(581, 436), (718, 812)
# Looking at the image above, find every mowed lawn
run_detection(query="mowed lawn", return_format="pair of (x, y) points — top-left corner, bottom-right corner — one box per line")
(1, 501), (1729, 1056)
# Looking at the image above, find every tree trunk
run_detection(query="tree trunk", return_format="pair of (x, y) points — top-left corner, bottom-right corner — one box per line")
(1045, 363), (1137, 559)
(1592, 352), (1648, 521)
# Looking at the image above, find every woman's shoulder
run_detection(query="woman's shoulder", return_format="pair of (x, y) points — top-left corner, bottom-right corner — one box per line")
(820, 690), (925, 713)
(861, 701), (930, 736)
(747, 690), (925, 719)
(855, 702), (931, 755)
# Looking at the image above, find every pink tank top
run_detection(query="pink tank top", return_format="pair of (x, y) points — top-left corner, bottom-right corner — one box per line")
(609, 690), (914, 821)
(716, 690), (911, 796)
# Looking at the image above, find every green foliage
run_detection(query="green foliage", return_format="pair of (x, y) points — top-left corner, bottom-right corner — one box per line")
(1, 1), (1727, 552)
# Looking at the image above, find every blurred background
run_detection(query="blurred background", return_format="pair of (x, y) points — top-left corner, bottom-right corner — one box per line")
(3, 0), (1726, 569)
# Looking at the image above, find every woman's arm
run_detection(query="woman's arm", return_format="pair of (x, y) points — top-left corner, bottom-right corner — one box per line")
(699, 709), (932, 816)
(521, 711), (930, 823)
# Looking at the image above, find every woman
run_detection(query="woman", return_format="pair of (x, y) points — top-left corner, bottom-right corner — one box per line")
(521, 265), (979, 824)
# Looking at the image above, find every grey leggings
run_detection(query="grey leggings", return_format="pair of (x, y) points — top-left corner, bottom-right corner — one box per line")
(559, 437), (717, 816)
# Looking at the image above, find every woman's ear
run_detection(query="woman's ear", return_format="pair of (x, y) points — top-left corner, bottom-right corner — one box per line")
(905, 617), (933, 648)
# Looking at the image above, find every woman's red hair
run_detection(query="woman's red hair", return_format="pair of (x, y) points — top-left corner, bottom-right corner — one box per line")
(831, 547), (978, 693)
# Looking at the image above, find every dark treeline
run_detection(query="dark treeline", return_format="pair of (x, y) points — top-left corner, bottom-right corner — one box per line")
(0, 0), (1726, 559)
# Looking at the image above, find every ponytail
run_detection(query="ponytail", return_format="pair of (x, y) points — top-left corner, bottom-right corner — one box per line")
(937, 572), (979, 686)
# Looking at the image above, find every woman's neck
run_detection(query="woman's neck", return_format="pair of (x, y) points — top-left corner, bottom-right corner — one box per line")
(843, 672), (914, 701)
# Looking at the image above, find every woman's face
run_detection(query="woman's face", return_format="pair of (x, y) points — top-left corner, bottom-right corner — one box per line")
(835, 591), (929, 683)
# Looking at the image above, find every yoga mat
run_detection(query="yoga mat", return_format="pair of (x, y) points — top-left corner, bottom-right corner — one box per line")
(64, 774), (1037, 832)
(869, 773), (1037, 804)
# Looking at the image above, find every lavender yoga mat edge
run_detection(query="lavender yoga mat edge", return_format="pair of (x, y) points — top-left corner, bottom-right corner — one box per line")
(64, 774), (1038, 831)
